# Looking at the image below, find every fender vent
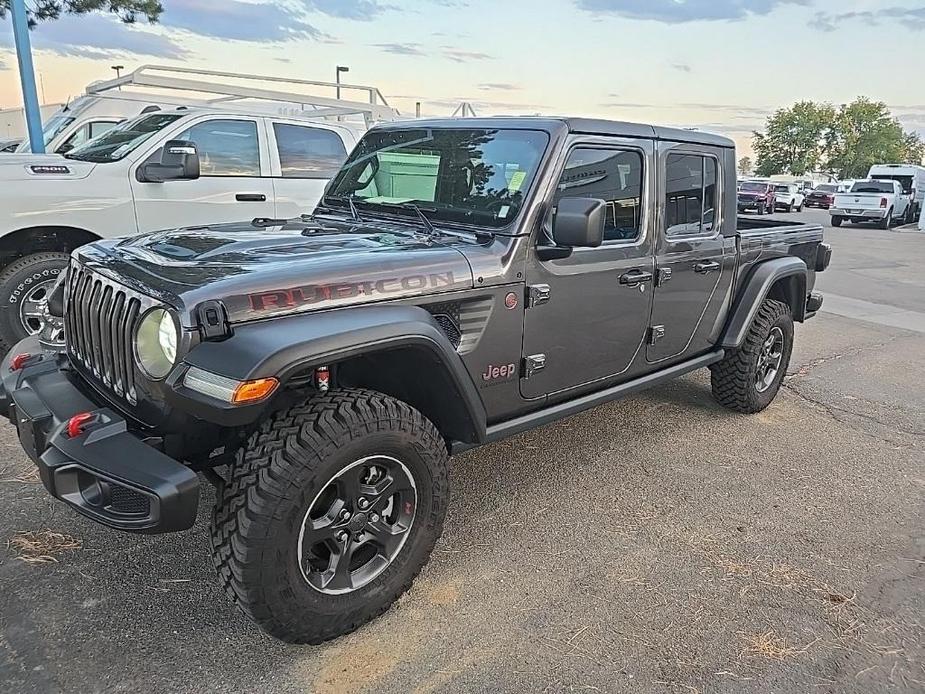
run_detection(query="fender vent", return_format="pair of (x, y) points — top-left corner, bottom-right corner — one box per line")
(425, 302), (462, 348)
(422, 298), (494, 354)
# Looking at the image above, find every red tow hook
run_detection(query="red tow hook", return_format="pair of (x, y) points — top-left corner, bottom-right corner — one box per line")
(9, 353), (37, 371)
(66, 412), (96, 439)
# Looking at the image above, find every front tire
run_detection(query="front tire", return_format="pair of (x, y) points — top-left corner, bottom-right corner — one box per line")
(831, 216), (843, 227)
(0, 252), (68, 353)
(710, 299), (793, 413)
(210, 388), (449, 644)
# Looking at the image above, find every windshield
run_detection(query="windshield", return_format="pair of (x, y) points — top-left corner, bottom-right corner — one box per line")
(815, 184), (837, 193)
(739, 182), (767, 192)
(325, 127), (550, 229)
(871, 174), (913, 194)
(16, 113), (75, 152)
(851, 181), (894, 193)
(65, 112), (183, 163)
(774, 185), (790, 193)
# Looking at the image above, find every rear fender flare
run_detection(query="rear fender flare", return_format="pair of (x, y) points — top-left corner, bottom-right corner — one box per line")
(720, 257), (807, 349)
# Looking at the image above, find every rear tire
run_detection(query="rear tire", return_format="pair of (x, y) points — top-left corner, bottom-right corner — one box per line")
(879, 209), (892, 230)
(831, 216), (843, 227)
(210, 388), (449, 644)
(0, 252), (69, 354)
(787, 201), (794, 213)
(710, 299), (793, 414)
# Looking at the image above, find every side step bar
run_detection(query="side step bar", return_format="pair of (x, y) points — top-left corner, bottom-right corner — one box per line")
(452, 350), (724, 454)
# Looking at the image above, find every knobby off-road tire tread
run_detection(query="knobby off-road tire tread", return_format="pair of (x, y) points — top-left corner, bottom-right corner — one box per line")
(209, 388), (449, 643)
(0, 251), (69, 352)
(710, 299), (792, 414)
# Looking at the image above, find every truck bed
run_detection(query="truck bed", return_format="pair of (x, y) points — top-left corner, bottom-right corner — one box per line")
(735, 216), (825, 296)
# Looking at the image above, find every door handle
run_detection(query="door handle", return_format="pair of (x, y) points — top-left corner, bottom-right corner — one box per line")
(236, 193), (267, 202)
(619, 269), (654, 286)
(694, 261), (720, 274)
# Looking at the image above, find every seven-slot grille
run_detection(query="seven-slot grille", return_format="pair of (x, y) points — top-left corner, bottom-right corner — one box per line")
(66, 262), (148, 404)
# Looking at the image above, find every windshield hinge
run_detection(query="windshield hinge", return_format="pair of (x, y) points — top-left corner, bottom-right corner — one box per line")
(196, 300), (230, 341)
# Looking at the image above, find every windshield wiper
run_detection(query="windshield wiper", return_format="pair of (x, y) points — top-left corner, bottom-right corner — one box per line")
(400, 203), (436, 236)
(321, 194), (365, 222)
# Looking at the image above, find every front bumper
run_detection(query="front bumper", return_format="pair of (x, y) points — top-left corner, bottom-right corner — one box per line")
(830, 207), (888, 220)
(0, 337), (199, 533)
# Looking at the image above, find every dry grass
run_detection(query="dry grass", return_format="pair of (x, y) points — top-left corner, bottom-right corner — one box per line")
(739, 630), (818, 661)
(7, 530), (82, 564)
(0, 465), (40, 483)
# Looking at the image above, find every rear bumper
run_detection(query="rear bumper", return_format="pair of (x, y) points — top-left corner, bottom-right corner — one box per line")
(830, 207), (888, 219)
(0, 337), (199, 533)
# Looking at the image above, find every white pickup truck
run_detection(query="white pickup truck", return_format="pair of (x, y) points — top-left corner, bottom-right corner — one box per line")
(830, 179), (912, 229)
(0, 108), (365, 349)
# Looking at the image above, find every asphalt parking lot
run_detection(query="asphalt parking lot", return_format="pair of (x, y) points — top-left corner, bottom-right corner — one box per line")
(1, 208), (923, 694)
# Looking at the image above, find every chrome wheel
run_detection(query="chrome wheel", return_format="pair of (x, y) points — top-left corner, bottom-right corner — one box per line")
(755, 326), (784, 393)
(19, 278), (64, 344)
(298, 455), (417, 595)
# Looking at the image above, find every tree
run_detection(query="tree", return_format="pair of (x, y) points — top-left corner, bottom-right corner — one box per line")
(0, 0), (162, 27)
(753, 101), (837, 177)
(737, 156), (752, 177)
(827, 98), (923, 178)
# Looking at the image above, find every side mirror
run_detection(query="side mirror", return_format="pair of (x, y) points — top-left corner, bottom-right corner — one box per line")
(552, 197), (605, 248)
(139, 140), (200, 182)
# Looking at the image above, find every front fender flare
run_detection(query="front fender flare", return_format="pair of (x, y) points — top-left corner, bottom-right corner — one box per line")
(180, 304), (487, 442)
(720, 257), (807, 349)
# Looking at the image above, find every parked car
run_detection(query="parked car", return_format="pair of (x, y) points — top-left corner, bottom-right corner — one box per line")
(867, 164), (925, 222)
(804, 183), (838, 209)
(737, 180), (776, 214)
(0, 116), (830, 644)
(831, 179), (911, 228)
(0, 137), (21, 153)
(773, 183), (804, 212)
(0, 109), (365, 350)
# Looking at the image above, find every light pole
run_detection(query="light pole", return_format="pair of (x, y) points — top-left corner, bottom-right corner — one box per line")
(335, 65), (349, 101)
(9, 0), (44, 153)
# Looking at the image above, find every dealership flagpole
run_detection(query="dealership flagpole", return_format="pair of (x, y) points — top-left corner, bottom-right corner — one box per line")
(9, 0), (45, 153)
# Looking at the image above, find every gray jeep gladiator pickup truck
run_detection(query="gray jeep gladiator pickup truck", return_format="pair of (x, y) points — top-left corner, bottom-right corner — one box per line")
(0, 117), (830, 643)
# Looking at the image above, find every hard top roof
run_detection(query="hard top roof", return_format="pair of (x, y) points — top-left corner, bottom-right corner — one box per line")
(374, 116), (735, 148)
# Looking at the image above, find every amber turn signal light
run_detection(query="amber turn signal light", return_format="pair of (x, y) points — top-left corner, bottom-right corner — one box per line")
(231, 377), (279, 404)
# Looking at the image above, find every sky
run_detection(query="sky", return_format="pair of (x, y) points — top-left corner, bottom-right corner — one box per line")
(1, 0), (924, 157)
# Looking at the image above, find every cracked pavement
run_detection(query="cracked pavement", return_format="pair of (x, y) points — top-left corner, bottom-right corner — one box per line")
(1, 209), (923, 693)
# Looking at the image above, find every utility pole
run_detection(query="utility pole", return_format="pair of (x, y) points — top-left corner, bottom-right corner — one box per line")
(9, 0), (45, 153)
(335, 65), (349, 122)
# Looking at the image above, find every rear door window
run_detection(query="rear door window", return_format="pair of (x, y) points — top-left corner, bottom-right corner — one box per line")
(665, 154), (717, 235)
(273, 123), (348, 178)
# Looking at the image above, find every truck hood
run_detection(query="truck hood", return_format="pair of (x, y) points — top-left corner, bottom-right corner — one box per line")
(0, 153), (96, 181)
(74, 216), (476, 327)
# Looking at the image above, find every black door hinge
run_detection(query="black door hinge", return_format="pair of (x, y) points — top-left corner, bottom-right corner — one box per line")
(523, 354), (546, 378)
(656, 267), (672, 286)
(526, 284), (551, 308)
(648, 325), (665, 345)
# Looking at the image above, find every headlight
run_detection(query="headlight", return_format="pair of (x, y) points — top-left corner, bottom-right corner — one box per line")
(135, 308), (178, 379)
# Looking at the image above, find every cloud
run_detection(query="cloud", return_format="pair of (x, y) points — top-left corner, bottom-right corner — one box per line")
(811, 6), (925, 32)
(575, 0), (807, 23)
(161, 0), (323, 41)
(372, 42), (426, 56)
(371, 44), (493, 61)
(478, 82), (521, 91)
(301, 0), (395, 20)
(442, 48), (493, 62)
(0, 13), (188, 59)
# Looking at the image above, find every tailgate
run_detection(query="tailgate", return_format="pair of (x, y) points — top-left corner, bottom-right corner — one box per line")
(834, 193), (885, 210)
